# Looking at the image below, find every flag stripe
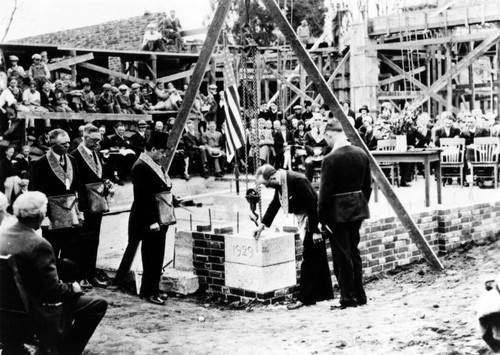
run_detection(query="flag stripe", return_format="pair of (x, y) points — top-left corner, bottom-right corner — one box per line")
(222, 49), (245, 162)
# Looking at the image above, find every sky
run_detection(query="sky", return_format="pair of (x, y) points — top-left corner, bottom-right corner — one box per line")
(1, 0), (402, 42)
(1, 0), (214, 41)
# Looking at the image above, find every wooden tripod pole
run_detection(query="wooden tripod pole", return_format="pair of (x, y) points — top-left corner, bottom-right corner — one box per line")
(262, 0), (443, 270)
(114, 0), (234, 281)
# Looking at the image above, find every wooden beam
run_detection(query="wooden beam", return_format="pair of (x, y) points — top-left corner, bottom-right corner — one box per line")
(408, 30), (500, 112)
(379, 54), (460, 114)
(156, 66), (211, 83)
(163, 0), (231, 170)
(497, 42), (500, 117)
(78, 62), (149, 84)
(369, 2), (500, 36)
(46, 53), (94, 72)
(17, 112), (152, 122)
(266, 65), (315, 102)
(363, 31), (495, 51)
(446, 44), (453, 111)
(263, 0), (443, 271)
(312, 51), (350, 105)
(379, 66), (425, 86)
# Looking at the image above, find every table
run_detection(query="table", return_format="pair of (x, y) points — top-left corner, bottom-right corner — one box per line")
(371, 149), (442, 207)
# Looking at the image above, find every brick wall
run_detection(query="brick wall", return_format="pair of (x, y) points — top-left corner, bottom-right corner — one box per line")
(184, 200), (499, 304)
(12, 13), (166, 50)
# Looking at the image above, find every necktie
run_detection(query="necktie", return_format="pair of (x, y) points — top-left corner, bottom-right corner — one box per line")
(317, 128), (320, 135)
(60, 155), (66, 171)
(91, 151), (98, 165)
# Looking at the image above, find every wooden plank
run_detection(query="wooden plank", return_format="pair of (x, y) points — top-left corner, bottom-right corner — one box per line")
(363, 31), (495, 51)
(78, 62), (149, 85)
(379, 54), (460, 114)
(408, 30), (500, 112)
(156, 66), (211, 83)
(17, 112), (152, 122)
(379, 66), (425, 86)
(46, 53), (94, 72)
(266, 65), (315, 102)
(262, 0), (444, 271)
(369, 2), (500, 36)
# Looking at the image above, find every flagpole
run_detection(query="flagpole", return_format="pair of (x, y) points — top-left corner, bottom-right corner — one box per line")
(233, 149), (240, 195)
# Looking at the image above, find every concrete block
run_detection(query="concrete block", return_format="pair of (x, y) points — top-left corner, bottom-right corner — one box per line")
(225, 231), (295, 267)
(174, 231), (194, 272)
(225, 260), (297, 293)
(160, 269), (199, 295)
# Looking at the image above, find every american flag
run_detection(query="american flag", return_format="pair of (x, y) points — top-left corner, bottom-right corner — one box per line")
(221, 49), (245, 162)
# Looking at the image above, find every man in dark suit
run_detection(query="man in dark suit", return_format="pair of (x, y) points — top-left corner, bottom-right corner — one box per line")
(304, 114), (331, 181)
(70, 123), (109, 290)
(460, 115), (491, 186)
(433, 111), (460, 147)
(115, 133), (173, 305)
(108, 122), (136, 184)
(253, 164), (333, 310)
(183, 119), (209, 178)
(130, 120), (149, 155)
(160, 10), (185, 52)
(15, 145), (33, 180)
(30, 128), (81, 258)
(460, 115), (490, 146)
(0, 191), (107, 355)
(272, 121), (294, 169)
(319, 119), (372, 310)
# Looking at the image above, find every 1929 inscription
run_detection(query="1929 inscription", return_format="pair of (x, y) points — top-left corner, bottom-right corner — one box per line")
(233, 244), (254, 258)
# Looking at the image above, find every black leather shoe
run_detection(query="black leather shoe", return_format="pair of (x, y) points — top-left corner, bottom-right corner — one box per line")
(215, 172), (224, 178)
(287, 301), (305, 310)
(80, 279), (93, 290)
(181, 173), (191, 181)
(143, 295), (164, 305)
(463, 182), (470, 187)
(158, 292), (169, 300)
(89, 277), (108, 288)
(331, 302), (357, 310)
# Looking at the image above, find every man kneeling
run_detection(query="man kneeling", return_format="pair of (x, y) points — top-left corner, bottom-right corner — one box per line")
(0, 191), (107, 355)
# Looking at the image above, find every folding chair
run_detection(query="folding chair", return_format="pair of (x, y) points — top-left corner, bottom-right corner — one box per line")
(470, 137), (500, 189)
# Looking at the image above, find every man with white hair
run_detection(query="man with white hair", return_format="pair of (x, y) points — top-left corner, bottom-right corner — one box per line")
(0, 191), (107, 355)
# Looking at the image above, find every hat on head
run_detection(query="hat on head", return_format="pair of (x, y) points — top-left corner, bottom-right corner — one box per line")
(137, 120), (148, 127)
(81, 78), (91, 86)
(381, 102), (392, 110)
(32, 53), (42, 60)
(27, 135), (36, 141)
(118, 84), (128, 91)
(148, 131), (168, 149)
(293, 105), (302, 110)
(131, 83), (141, 89)
(111, 87), (120, 94)
(208, 84), (217, 89)
(102, 83), (111, 90)
(342, 99), (351, 106)
(9, 55), (19, 61)
(358, 104), (369, 113)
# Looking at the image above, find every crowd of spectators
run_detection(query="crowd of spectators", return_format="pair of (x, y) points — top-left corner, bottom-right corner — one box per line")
(1, 49), (500, 194)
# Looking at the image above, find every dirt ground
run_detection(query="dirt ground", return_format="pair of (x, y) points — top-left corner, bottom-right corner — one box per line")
(80, 234), (500, 355)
